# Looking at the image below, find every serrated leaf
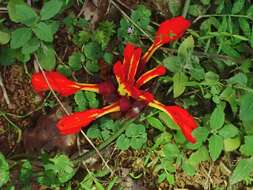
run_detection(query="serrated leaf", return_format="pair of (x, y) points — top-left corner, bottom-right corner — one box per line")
(15, 4), (38, 26)
(130, 137), (146, 150)
(188, 146), (209, 166)
(147, 117), (165, 131)
(230, 158), (253, 184)
(85, 91), (99, 108)
(210, 105), (225, 130)
(10, 27), (32, 49)
(221, 44), (240, 57)
(224, 136), (241, 152)
(188, 4), (205, 17)
(227, 72), (247, 86)
(231, 0), (245, 14)
(7, 0), (25, 23)
(208, 134), (223, 161)
(32, 22), (53, 42)
(0, 31), (10, 45)
(0, 153), (9, 187)
(163, 56), (183, 73)
(163, 143), (180, 158)
(116, 135), (130, 150)
(40, 0), (63, 20)
(239, 18), (251, 37)
(218, 124), (239, 138)
(57, 64), (72, 77)
(220, 87), (237, 113)
(178, 35), (194, 57)
(74, 91), (87, 111)
(173, 72), (188, 98)
(36, 47), (56, 71)
(84, 42), (102, 60)
(239, 93), (253, 122)
(68, 52), (82, 71)
(21, 37), (40, 54)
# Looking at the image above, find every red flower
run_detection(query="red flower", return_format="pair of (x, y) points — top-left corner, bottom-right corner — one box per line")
(31, 71), (115, 96)
(31, 17), (197, 143)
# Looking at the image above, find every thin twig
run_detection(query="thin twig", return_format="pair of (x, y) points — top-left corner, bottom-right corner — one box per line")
(0, 73), (11, 106)
(111, 0), (153, 41)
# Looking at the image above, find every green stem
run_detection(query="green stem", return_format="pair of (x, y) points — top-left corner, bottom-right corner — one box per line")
(182, 0), (191, 18)
(193, 14), (253, 23)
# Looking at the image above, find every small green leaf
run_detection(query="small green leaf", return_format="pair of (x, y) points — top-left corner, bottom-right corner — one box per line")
(218, 124), (239, 138)
(57, 64), (72, 77)
(84, 42), (102, 60)
(239, 18), (251, 37)
(188, 146), (209, 166)
(130, 137), (146, 150)
(74, 91), (87, 111)
(240, 135), (253, 156)
(7, 0), (25, 23)
(36, 47), (56, 71)
(19, 160), (32, 185)
(0, 31), (10, 45)
(147, 117), (165, 131)
(116, 135), (130, 150)
(85, 91), (99, 108)
(40, 0), (63, 20)
(159, 112), (178, 130)
(227, 72), (247, 86)
(163, 143), (180, 158)
(32, 22), (53, 42)
(21, 37), (40, 54)
(15, 4), (38, 25)
(230, 158), (253, 184)
(224, 136), (241, 152)
(239, 93), (253, 122)
(208, 134), (223, 161)
(231, 0), (245, 14)
(173, 72), (188, 98)
(68, 52), (82, 71)
(168, 0), (182, 16)
(10, 27), (32, 49)
(87, 126), (101, 139)
(0, 153), (9, 187)
(210, 104), (225, 130)
(163, 56), (183, 73)
(220, 87), (237, 113)
(178, 35), (194, 57)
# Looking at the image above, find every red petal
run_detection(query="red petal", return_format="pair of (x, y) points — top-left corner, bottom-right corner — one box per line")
(57, 109), (101, 135)
(135, 66), (166, 87)
(31, 72), (80, 96)
(155, 16), (191, 45)
(127, 47), (142, 84)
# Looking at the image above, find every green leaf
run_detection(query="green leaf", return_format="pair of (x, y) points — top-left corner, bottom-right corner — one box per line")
(116, 135), (130, 150)
(182, 161), (196, 176)
(0, 31), (10, 45)
(208, 134), (223, 161)
(219, 124), (239, 138)
(159, 112), (178, 130)
(168, 0), (182, 16)
(84, 42), (102, 60)
(178, 35), (194, 57)
(186, 127), (209, 150)
(10, 27), (32, 49)
(231, 0), (245, 14)
(57, 64), (72, 77)
(15, 4), (38, 26)
(68, 52), (82, 71)
(32, 22), (53, 42)
(36, 47), (56, 71)
(7, 0), (25, 23)
(239, 93), (253, 122)
(87, 126), (101, 139)
(200, 0), (210, 5)
(221, 44), (240, 57)
(173, 72), (188, 98)
(19, 160), (32, 185)
(224, 136), (241, 152)
(0, 153), (9, 187)
(220, 87), (237, 113)
(21, 37), (40, 54)
(147, 117), (166, 132)
(210, 104), (225, 130)
(130, 136), (146, 150)
(227, 72), (247, 86)
(239, 18), (251, 37)
(85, 91), (99, 108)
(74, 91), (87, 111)
(188, 146), (209, 166)
(240, 135), (253, 156)
(163, 56), (183, 73)
(40, 0), (63, 20)
(86, 60), (100, 73)
(188, 4), (205, 17)
(163, 143), (180, 158)
(0, 48), (16, 65)
(230, 158), (253, 184)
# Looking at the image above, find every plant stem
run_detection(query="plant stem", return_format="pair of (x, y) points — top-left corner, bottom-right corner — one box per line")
(193, 14), (253, 23)
(182, 0), (191, 18)
(0, 73), (11, 106)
